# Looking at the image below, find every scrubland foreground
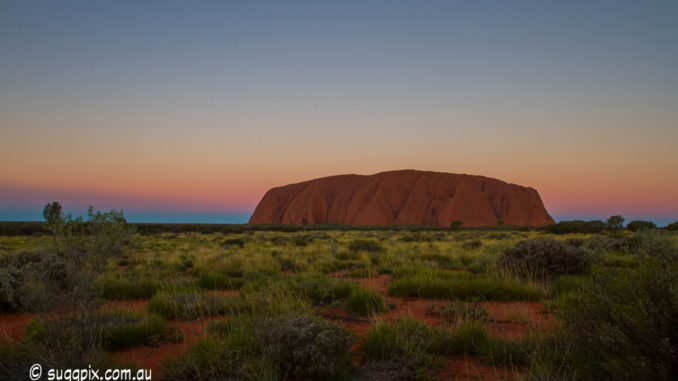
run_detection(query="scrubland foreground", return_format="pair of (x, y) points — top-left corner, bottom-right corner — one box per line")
(1, 211), (677, 380)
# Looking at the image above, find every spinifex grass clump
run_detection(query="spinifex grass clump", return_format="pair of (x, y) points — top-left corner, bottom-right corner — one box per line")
(360, 318), (526, 373)
(388, 272), (543, 301)
(345, 287), (386, 316)
(285, 274), (354, 306)
(198, 272), (244, 290)
(499, 237), (593, 280)
(148, 292), (239, 320)
(348, 239), (385, 253)
(25, 310), (166, 350)
(100, 278), (159, 300)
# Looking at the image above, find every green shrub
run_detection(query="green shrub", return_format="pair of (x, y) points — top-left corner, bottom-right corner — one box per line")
(101, 278), (159, 300)
(345, 287), (386, 316)
(626, 220), (657, 232)
(256, 314), (352, 380)
(198, 273), (244, 290)
(500, 237), (593, 280)
(348, 239), (384, 253)
(559, 260), (678, 381)
(667, 221), (678, 231)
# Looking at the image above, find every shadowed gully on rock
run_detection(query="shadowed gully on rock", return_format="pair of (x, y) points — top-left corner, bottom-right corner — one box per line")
(249, 170), (554, 227)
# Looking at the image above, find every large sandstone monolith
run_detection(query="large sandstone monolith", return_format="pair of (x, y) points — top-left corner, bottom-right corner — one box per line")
(249, 170), (554, 227)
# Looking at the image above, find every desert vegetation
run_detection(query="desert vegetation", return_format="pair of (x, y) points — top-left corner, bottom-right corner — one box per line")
(1, 212), (677, 380)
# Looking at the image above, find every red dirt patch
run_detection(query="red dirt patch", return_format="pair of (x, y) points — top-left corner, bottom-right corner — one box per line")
(100, 300), (149, 313)
(480, 301), (558, 340)
(111, 317), (224, 379)
(0, 311), (34, 344)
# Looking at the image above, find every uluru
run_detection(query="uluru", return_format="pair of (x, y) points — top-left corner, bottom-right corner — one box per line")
(249, 170), (554, 227)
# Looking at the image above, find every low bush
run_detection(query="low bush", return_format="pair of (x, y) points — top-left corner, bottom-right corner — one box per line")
(345, 287), (386, 316)
(0, 250), (67, 310)
(256, 314), (352, 380)
(500, 237), (593, 280)
(667, 221), (678, 231)
(559, 260), (678, 381)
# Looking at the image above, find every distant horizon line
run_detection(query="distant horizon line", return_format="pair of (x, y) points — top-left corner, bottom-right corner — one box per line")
(1, 215), (675, 227)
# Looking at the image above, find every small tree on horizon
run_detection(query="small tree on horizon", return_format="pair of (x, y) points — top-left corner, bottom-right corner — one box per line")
(43, 201), (63, 240)
(606, 215), (625, 231)
(450, 220), (463, 230)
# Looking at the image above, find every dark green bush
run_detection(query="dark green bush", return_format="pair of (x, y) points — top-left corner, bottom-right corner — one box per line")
(348, 239), (384, 253)
(626, 220), (657, 232)
(256, 314), (352, 380)
(500, 237), (593, 280)
(559, 260), (678, 381)
(667, 221), (678, 231)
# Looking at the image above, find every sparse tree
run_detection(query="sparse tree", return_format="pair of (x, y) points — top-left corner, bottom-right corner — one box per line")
(606, 215), (625, 231)
(450, 220), (463, 230)
(42, 201), (63, 239)
(497, 218), (505, 227)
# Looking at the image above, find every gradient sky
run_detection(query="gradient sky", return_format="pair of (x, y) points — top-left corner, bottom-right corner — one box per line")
(1, 1), (677, 225)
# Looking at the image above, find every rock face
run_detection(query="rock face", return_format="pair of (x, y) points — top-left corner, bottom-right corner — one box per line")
(249, 170), (554, 227)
